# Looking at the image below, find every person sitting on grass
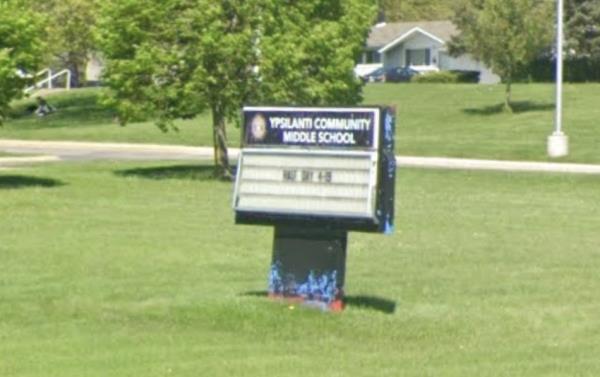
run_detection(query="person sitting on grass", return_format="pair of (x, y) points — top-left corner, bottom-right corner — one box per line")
(34, 96), (56, 117)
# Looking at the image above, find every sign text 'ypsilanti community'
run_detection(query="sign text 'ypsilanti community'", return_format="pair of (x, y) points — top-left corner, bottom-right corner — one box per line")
(244, 108), (378, 148)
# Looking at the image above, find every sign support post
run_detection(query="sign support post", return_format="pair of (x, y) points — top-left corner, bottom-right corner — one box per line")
(269, 226), (347, 311)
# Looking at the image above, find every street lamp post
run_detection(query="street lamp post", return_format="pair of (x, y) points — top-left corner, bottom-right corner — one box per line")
(548, 0), (568, 157)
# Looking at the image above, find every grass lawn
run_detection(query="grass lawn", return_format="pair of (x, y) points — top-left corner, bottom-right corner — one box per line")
(1, 162), (599, 376)
(364, 83), (600, 164)
(3, 89), (216, 146)
(2, 84), (600, 164)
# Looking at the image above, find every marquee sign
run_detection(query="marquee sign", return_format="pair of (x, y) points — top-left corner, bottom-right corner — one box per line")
(233, 106), (395, 233)
(243, 108), (378, 148)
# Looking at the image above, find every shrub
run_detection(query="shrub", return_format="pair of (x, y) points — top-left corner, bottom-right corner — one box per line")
(412, 71), (459, 83)
(520, 56), (600, 83)
(449, 70), (481, 83)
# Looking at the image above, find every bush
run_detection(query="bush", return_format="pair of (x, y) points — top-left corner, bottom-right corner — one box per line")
(450, 70), (481, 83)
(521, 56), (600, 83)
(412, 71), (459, 83)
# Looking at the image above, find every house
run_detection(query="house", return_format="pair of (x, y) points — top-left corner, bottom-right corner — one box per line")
(357, 20), (500, 84)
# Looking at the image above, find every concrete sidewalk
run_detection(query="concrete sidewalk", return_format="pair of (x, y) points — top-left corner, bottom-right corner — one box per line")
(1, 139), (600, 175)
(0, 139), (215, 162)
(397, 156), (600, 175)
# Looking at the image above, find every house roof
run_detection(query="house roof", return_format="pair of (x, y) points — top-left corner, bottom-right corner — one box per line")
(366, 20), (458, 50)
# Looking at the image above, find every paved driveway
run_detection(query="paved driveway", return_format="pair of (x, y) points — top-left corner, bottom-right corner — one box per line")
(2, 139), (600, 175)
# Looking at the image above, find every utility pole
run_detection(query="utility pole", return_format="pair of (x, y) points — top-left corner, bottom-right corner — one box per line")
(548, 0), (568, 157)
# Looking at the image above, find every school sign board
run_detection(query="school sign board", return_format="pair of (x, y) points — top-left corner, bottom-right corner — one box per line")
(233, 106), (396, 311)
(233, 106), (395, 233)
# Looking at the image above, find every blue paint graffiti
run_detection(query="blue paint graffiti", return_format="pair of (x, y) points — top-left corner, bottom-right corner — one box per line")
(384, 112), (394, 145)
(268, 261), (284, 293)
(384, 213), (394, 235)
(268, 263), (339, 304)
(388, 157), (396, 179)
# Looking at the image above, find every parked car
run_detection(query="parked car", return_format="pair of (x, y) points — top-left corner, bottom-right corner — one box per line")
(384, 67), (420, 82)
(361, 67), (386, 83)
(361, 66), (422, 83)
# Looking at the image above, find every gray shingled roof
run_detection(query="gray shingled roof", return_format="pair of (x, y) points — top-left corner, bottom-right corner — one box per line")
(366, 20), (458, 49)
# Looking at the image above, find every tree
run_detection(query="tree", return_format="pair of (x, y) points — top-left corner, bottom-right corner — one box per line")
(258, 0), (375, 106)
(97, 0), (376, 178)
(379, 0), (457, 21)
(451, 0), (553, 111)
(565, 0), (600, 59)
(97, 0), (265, 179)
(38, 0), (98, 88)
(0, 0), (46, 124)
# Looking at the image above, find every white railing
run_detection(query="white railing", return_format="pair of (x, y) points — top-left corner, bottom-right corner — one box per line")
(24, 68), (71, 94)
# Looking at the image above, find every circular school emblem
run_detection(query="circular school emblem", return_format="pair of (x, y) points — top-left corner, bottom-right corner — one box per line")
(250, 114), (267, 142)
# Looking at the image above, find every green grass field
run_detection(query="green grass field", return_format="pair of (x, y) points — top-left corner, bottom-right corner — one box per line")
(364, 83), (600, 163)
(3, 88), (215, 146)
(1, 162), (599, 376)
(3, 83), (600, 163)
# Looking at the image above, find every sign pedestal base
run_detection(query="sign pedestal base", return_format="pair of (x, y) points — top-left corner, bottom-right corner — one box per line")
(548, 131), (568, 158)
(268, 226), (347, 311)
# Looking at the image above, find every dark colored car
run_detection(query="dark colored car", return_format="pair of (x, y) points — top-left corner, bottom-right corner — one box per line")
(361, 67), (386, 83)
(384, 66), (420, 82)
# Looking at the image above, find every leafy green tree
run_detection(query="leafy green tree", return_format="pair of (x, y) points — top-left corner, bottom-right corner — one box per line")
(97, 0), (264, 178)
(258, 0), (375, 106)
(38, 0), (98, 87)
(451, 0), (553, 111)
(379, 0), (457, 21)
(565, 0), (600, 59)
(0, 0), (46, 124)
(97, 0), (375, 178)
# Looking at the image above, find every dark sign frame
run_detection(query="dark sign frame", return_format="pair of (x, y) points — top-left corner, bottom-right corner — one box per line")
(233, 106), (395, 234)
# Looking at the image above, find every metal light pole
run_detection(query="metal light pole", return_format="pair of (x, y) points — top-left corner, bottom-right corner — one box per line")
(548, 0), (568, 157)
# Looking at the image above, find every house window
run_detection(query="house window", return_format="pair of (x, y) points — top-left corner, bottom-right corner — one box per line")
(365, 51), (381, 64)
(405, 49), (431, 66)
